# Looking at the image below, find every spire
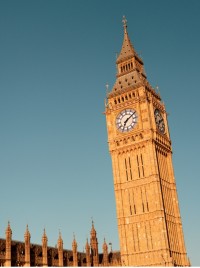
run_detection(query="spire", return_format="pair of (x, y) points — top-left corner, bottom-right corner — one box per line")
(72, 233), (77, 248)
(90, 219), (97, 237)
(42, 228), (47, 239)
(85, 238), (90, 250)
(103, 238), (108, 251)
(5, 221), (12, 267)
(72, 234), (78, 267)
(109, 16), (147, 94)
(116, 16), (135, 64)
(102, 238), (109, 266)
(42, 228), (48, 244)
(42, 228), (48, 267)
(6, 221), (12, 235)
(24, 224), (31, 238)
(57, 230), (63, 246)
(24, 225), (31, 267)
(58, 230), (62, 241)
(90, 220), (99, 266)
(85, 238), (91, 267)
(57, 230), (63, 267)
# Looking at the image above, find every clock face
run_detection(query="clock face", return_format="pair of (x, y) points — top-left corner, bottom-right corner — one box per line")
(116, 109), (137, 132)
(154, 109), (165, 133)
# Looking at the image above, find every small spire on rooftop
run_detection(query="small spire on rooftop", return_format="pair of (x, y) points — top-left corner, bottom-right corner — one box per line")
(122, 15), (127, 33)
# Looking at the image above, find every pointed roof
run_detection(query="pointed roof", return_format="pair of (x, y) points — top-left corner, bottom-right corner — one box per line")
(116, 16), (135, 64)
(57, 230), (63, 250)
(90, 220), (97, 237)
(85, 238), (90, 250)
(58, 230), (63, 243)
(6, 221), (12, 233)
(24, 224), (31, 238)
(72, 233), (77, 248)
(42, 228), (48, 242)
(103, 238), (108, 250)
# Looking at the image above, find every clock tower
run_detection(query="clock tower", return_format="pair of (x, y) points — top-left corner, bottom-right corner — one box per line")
(105, 17), (189, 266)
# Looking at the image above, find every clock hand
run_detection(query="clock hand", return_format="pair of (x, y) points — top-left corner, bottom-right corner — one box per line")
(124, 114), (134, 125)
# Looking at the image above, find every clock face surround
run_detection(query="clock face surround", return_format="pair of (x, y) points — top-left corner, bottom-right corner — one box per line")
(154, 108), (165, 134)
(116, 109), (137, 132)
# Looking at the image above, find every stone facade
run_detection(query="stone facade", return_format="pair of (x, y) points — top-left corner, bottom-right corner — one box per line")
(0, 222), (121, 266)
(105, 16), (190, 266)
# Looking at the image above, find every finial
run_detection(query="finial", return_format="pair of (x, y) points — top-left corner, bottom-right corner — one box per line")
(122, 15), (127, 33)
(25, 224), (30, 235)
(43, 227), (46, 236)
(59, 229), (62, 238)
(6, 221), (11, 233)
(105, 83), (109, 95)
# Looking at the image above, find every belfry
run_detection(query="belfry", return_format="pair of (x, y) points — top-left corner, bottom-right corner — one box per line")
(105, 16), (190, 266)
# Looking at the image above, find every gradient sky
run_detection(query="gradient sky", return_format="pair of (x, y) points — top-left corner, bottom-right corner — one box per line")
(0, 0), (199, 265)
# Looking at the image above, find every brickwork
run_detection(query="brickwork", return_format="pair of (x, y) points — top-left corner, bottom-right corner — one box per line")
(105, 17), (189, 266)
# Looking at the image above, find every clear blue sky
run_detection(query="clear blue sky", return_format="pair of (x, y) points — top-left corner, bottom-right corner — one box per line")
(0, 0), (199, 265)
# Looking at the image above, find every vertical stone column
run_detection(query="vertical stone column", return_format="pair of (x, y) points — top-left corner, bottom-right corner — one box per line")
(85, 238), (91, 266)
(90, 221), (99, 266)
(57, 231), (63, 267)
(24, 225), (31, 266)
(42, 229), (48, 267)
(102, 238), (109, 266)
(5, 222), (12, 267)
(72, 235), (78, 267)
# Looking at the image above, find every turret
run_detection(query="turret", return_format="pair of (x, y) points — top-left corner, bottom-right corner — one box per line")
(5, 221), (12, 267)
(42, 229), (48, 267)
(24, 225), (31, 266)
(102, 238), (109, 266)
(85, 238), (91, 266)
(57, 231), (63, 267)
(90, 221), (99, 266)
(72, 234), (78, 266)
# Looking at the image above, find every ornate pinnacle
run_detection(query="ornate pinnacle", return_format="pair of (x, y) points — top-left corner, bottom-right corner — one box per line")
(6, 221), (11, 233)
(122, 15), (127, 33)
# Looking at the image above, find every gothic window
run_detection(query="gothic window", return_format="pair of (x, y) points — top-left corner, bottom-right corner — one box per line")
(141, 154), (145, 177)
(129, 157), (133, 180)
(124, 158), (128, 181)
(136, 155), (141, 178)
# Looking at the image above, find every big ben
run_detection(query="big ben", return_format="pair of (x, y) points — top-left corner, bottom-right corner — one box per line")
(105, 17), (190, 266)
